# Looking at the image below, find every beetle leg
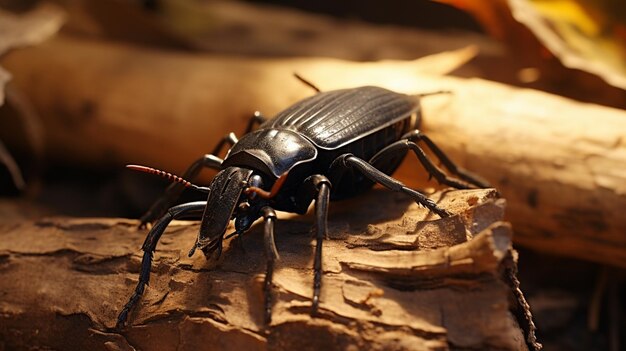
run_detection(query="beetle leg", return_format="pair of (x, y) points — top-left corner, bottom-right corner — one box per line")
(370, 140), (473, 190)
(244, 111), (267, 134)
(139, 154), (222, 228)
(116, 201), (207, 329)
(401, 130), (491, 188)
(139, 131), (240, 228)
(210, 132), (239, 157)
(260, 206), (279, 325)
(310, 175), (331, 315)
(337, 154), (450, 218)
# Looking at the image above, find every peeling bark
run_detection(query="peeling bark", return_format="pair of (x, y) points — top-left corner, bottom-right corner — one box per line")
(0, 189), (539, 350)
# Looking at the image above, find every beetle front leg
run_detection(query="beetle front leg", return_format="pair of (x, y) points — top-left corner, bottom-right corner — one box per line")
(139, 154), (222, 228)
(139, 131), (241, 228)
(117, 201), (207, 329)
(334, 154), (450, 218)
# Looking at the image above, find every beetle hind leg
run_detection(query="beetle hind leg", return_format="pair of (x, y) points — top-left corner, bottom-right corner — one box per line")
(402, 130), (491, 188)
(335, 154), (450, 218)
(138, 154), (223, 228)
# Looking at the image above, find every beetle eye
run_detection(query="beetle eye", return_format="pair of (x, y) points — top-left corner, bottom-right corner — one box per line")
(249, 175), (263, 188)
(245, 174), (264, 200)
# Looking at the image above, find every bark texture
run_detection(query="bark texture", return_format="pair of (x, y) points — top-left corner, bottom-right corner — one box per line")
(0, 189), (538, 350)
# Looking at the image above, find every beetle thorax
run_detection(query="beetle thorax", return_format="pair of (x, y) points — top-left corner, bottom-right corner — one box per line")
(222, 129), (317, 178)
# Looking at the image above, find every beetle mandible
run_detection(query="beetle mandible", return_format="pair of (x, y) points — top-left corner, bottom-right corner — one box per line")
(116, 78), (490, 328)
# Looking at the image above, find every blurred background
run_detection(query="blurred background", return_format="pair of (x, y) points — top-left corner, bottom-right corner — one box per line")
(0, 0), (625, 350)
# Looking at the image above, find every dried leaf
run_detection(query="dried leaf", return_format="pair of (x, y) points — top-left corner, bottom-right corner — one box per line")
(0, 3), (63, 188)
(0, 3), (66, 55)
(0, 2), (65, 103)
(435, 0), (626, 90)
(509, 0), (626, 89)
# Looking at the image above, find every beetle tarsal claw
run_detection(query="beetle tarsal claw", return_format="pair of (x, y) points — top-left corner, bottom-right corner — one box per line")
(201, 240), (223, 260)
(223, 231), (239, 240)
(187, 243), (198, 257)
(188, 237), (213, 257)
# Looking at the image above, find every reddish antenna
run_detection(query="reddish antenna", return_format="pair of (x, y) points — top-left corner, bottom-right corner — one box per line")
(126, 165), (209, 193)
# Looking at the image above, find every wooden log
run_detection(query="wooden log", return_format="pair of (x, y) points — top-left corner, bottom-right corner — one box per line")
(0, 188), (539, 350)
(0, 35), (475, 171)
(415, 81), (626, 269)
(2, 36), (626, 268)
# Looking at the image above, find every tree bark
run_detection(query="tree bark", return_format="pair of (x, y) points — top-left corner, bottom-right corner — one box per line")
(2, 35), (625, 269)
(0, 189), (538, 350)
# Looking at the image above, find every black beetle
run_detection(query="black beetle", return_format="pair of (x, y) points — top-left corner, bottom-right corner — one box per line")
(116, 81), (489, 328)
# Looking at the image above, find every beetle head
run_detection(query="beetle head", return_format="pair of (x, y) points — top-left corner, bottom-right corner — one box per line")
(190, 166), (285, 259)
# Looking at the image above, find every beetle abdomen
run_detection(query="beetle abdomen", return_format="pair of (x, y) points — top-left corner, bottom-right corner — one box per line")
(265, 86), (419, 150)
